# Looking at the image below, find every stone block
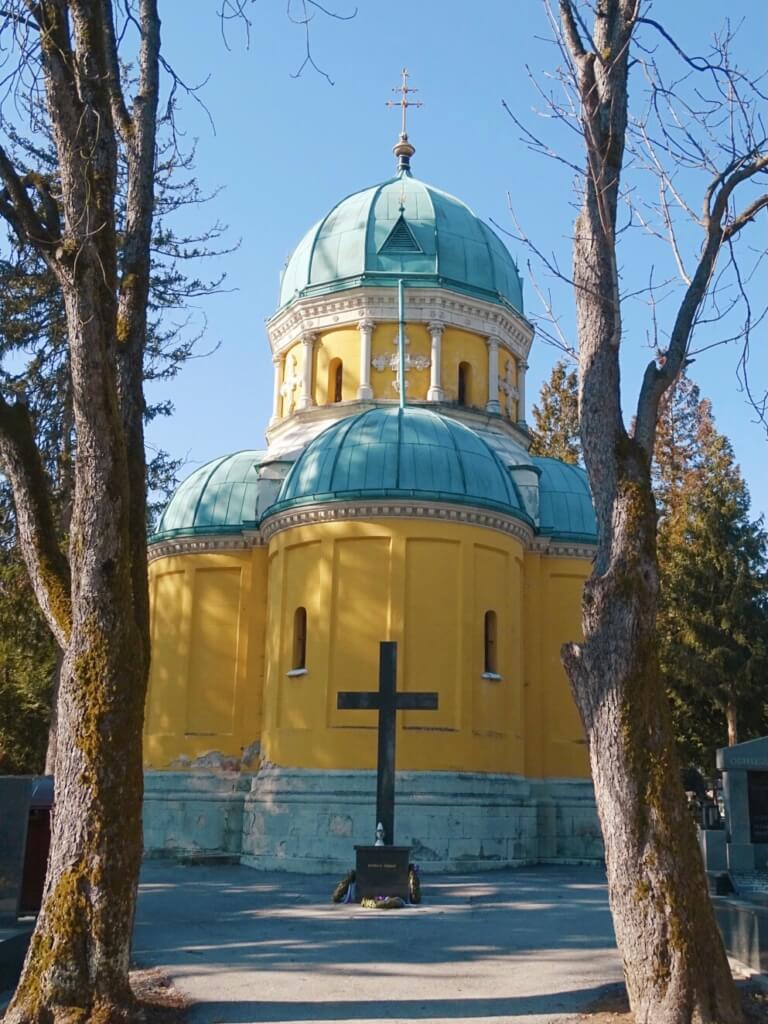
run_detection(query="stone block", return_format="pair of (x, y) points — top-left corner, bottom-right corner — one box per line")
(698, 828), (727, 873)
(728, 842), (757, 873)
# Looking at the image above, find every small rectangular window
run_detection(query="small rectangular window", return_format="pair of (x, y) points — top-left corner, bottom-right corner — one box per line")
(484, 610), (498, 675)
(292, 606), (307, 670)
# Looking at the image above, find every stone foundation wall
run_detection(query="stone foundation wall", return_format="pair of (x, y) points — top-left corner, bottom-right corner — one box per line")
(143, 772), (251, 862)
(143, 768), (603, 872)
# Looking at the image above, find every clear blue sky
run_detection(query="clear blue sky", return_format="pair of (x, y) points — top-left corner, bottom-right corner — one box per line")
(145, 1), (768, 521)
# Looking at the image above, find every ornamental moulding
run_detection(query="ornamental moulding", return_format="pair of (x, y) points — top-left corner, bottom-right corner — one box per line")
(529, 537), (598, 559)
(267, 287), (534, 361)
(260, 500), (534, 546)
(148, 532), (263, 563)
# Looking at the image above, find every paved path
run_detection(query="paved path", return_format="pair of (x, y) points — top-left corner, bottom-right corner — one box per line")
(133, 862), (623, 1024)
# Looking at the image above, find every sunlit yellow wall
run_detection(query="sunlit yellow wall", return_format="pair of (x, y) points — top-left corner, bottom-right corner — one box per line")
(442, 328), (489, 408)
(262, 517), (526, 773)
(145, 529), (591, 779)
(523, 552), (591, 779)
(313, 327), (360, 405)
(144, 547), (267, 767)
(367, 322), (432, 401)
(275, 321), (506, 419)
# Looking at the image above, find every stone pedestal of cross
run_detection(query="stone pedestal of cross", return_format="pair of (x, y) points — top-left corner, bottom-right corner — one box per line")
(337, 641), (438, 846)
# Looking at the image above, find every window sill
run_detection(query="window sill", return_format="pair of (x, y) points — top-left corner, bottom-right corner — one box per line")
(481, 672), (502, 681)
(286, 668), (308, 677)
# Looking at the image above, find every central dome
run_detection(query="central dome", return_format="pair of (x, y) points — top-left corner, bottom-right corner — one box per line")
(278, 174), (523, 313)
(269, 406), (529, 521)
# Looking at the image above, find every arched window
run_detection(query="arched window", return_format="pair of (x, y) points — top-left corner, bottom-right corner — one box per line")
(328, 358), (343, 404)
(292, 607), (307, 670)
(458, 362), (471, 406)
(483, 610), (498, 676)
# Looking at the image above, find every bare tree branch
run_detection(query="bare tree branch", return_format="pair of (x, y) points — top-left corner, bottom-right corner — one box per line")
(0, 391), (71, 646)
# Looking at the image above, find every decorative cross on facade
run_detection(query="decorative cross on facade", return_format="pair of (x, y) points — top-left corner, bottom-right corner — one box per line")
(337, 642), (438, 845)
(499, 358), (520, 419)
(371, 332), (430, 394)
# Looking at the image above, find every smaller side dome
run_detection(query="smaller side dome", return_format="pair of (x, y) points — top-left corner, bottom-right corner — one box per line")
(269, 406), (529, 522)
(151, 451), (266, 542)
(533, 457), (597, 542)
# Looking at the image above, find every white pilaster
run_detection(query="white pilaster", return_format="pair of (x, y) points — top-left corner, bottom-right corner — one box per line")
(296, 333), (316, 411)
(427, 321), (445, 402)
(486, 336), (501, 414)
(358, 318), (374, 400)
(517, 359), (528, 424)
(270, 354), (283, 425)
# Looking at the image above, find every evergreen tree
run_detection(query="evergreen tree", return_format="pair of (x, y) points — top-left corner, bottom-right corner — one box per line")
(529, 360), (581, 464)
(655, 380), (768, 770)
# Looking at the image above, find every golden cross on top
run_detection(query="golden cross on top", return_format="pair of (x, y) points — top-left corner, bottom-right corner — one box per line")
(386, 68), (423, 138)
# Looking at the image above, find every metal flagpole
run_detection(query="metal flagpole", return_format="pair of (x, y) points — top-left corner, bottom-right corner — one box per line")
(398, 278), (406, 410)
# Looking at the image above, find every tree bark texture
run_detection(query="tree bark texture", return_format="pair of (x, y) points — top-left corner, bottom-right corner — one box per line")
(0, 3), (161, 1021)
(559, 2), (745, 1022)
(726, 702), (739, 747)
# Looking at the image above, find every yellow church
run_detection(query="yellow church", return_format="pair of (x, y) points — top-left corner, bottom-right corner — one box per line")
(142, 115), (602, 872)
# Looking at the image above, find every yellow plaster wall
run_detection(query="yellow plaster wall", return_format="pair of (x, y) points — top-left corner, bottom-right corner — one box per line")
(274, 322), (524, 421)
(368, 322), (431, 402)
(144, 547), (267, 767)
(441, 327), (489, 409)
(523, 552), (591, 779)
(261, 518), (526, 774)
(145, 530), (591, 780)
(313, 327), (360, 405)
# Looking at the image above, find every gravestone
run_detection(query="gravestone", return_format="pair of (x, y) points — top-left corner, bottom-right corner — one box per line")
(0, 776), (33, 922)
(718, 736), (768, 874)
(355, 845), (411, 901)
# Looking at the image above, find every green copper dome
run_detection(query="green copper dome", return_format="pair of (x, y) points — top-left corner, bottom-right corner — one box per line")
(532, 457), (597, 542)
(151, 451), (265, 542)
(277, 173), (524, 313)
(269, 406), (529, 521)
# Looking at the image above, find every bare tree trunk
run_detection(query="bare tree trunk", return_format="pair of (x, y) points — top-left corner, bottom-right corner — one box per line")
(564, 445), (741, 1023)
(556, 2), (759, 1020)
(0, 3), (160, 1020)
(726, 701), (739, 747)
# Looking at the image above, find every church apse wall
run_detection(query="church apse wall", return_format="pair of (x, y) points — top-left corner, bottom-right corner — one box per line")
(262, 518), (531, 775)
(144, 548), (267, 769)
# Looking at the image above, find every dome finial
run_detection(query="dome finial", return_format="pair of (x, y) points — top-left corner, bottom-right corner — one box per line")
(386, 68), (422, 176)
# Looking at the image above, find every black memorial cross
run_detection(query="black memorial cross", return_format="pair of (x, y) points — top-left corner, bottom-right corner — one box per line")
(337, 641), (438, 846)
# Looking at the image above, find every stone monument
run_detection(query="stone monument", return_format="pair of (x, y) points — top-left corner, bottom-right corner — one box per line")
(0, 776), (33, 923)
(718, 735), (768, 874)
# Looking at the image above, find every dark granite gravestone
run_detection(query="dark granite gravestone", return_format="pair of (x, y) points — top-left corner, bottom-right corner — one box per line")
(355, 845), (410, 901)
(718, 737), (768, 872)
(748, 771), (768, 845)
(0, 776), (33, 923)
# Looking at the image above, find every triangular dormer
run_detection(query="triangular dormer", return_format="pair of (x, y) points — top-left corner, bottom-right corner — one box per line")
(379, 214), (422, 254)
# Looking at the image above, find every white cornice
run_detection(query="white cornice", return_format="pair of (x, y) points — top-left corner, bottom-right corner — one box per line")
(148, 531), (263, 563)
(529, 536), (597, 560)
(266, 287), (534, 361)
(146, 521), (596, 562)
(260, 499), (535, 546)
